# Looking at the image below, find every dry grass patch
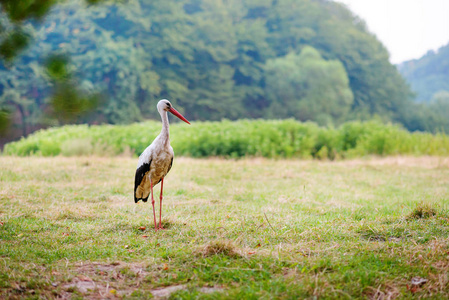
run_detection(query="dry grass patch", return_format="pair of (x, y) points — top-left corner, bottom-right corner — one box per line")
(197, 240), (241, 258)
(407, 201), (438, 220)
(363, 283), (401, 300)
(60, 262), (150, 298)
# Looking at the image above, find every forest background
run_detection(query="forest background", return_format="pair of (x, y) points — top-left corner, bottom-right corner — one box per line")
(1, 0), (449, 147)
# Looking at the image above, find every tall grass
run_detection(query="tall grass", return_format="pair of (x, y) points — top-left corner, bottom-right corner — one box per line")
(3, 119), (449, 158)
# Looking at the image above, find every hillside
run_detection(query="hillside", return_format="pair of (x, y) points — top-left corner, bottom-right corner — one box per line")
(398, 42), (449, 102)
(0, 0), (412, 139)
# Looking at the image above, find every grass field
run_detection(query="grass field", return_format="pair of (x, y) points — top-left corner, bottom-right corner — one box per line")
(1, 156), (449, 299)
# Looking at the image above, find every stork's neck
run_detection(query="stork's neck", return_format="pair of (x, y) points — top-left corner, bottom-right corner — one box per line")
(160, 110), (170, 147)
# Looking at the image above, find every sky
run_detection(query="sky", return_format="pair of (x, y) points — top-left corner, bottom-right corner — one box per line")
(337, 0), (449, 64)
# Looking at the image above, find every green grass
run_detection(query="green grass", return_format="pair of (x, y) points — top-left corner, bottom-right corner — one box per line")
(1, 156), (449, 298)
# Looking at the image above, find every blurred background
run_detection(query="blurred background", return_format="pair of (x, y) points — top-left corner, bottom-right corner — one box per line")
(0, 0), (448, 148)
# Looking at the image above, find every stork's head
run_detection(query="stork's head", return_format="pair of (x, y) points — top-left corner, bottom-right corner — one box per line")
(157, 99), (190, 124)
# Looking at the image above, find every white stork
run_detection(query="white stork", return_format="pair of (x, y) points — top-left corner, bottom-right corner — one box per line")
(134, 99), (190, 230)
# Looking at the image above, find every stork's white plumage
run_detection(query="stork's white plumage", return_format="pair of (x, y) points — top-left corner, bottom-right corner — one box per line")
(134, 99), (190, 230)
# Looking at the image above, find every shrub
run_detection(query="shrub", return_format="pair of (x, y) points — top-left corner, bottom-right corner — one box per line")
(60, 138), (93, 156)
(3, 119), (449, 158)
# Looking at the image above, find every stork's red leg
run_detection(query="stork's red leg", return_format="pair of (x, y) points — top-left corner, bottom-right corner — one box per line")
(158, 178), (164, 229)
(150, 178), (157, 230)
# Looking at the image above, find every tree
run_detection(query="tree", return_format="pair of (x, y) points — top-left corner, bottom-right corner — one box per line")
(0, 49), (47, 136)
(307, 1), (413, 121)
(399, 91), (449, 133)
(1, 0), (420, 140)
(264, 46), (353, 125)
(428, 91), (449, 132)
(398, 43), (449, 102)
(0, 0), (110, 134)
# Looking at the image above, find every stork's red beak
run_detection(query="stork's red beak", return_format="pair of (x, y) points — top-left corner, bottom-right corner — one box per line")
(169, 107), (190, 124)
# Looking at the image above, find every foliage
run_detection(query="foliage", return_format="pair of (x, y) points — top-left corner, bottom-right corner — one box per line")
(0, 0), (57, 23)
(0, 107), (9, 133)
(44, 54), (101, 123)
(0, 28), (30, 61)
(400, 91), (449, 133)
(4, 119), (449, 158)
(426, 91), (449, 132)
(1, 0), (415, 136)
(396, 43), (449, 133)
(0, 0), (107, 60)
(399, 42), (449, 102)
(264, 46), (353, 125)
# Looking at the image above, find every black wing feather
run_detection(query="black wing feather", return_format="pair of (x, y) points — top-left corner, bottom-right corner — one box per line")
(134, 160), (151, 203)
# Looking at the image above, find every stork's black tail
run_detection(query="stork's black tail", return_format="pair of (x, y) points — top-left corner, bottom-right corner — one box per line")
(134, 160), (151, 203)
